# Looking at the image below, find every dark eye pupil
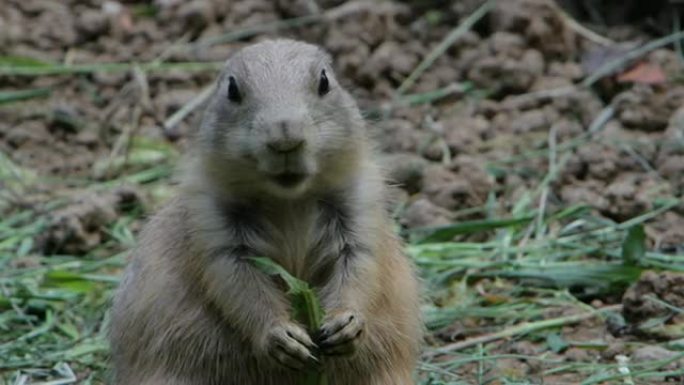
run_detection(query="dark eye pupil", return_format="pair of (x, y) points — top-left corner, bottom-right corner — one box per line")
(318, 70), (329, 96)
(228, 76), (241, 103)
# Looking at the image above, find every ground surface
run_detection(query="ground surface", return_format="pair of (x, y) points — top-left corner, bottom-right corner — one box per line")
(1, 0), (683, 384)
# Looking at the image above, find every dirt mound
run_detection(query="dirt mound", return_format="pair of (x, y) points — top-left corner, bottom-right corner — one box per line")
(623, 271), (684, 324)
(38, 187), (144, 255)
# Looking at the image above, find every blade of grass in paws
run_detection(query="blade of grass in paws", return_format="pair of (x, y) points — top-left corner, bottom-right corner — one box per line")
(249, 257), (327, 385)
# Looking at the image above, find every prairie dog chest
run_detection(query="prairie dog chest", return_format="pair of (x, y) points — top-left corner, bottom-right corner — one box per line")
(215, 189), (359, 281)
(270, 202), (316, 262)
(245, 200), (334, 279)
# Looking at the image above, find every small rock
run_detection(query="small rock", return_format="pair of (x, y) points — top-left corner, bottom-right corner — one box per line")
(530, 76), (573, 92)
(443, 116), (489, 155)
(647, 212), (684, 251)
(359, 41), (418, 83)
(400, 198), (452, 229)
(623, 271), (684, 324)
(559, 180), (609, 211)
(177, 0), (214, 32)
(75, 9), (110, 40)
(9, 256), (42, 269)
(604, 173), (661, 221)
(563, 347), (592, 362)
(423, 160), (492, 211)
(381, 153), (429, 194)
(74, 130), (101, 149)
(601, 342), (628, 360)
(510, 109), (551, 134)
(548, 61), (584, 80)
(632, 345), (683, 370)
(489, 32), (525, 58)
(489, 0), (577, 57)
(615, 85), (684, 132)
(373, 119), (425, 153)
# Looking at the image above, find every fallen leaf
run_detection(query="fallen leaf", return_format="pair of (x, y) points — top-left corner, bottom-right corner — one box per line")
(618, 62), (666, 85)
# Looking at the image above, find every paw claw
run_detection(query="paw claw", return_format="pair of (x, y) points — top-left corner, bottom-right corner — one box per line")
(317, 310), (364, 357)
(264, 322), (316, 370)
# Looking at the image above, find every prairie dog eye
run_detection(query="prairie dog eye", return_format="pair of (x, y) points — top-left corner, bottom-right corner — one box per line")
(227, 76), (242, 103)
(318, 69), (330, 96)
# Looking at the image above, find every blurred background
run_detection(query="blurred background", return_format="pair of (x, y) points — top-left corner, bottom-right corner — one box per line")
(1, 0), (683, 384)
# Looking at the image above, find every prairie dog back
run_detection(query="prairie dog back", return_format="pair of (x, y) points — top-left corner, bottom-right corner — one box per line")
(109, 39), (422, 385)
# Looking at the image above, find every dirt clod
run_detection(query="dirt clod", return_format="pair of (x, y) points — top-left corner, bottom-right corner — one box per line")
(400, 198), (451, 229)
(38, 187), (144, 255)
(622, 271), (684, 324)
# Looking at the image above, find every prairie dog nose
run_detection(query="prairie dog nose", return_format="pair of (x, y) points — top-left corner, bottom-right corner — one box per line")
(267, 137), (304, 153)
(266, 120), (305, 154)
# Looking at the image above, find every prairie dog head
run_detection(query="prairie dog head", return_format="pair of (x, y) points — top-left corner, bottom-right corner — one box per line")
(198, 39), (367, 199)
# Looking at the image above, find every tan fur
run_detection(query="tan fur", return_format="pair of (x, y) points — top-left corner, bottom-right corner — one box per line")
(109, 39), (423, 385)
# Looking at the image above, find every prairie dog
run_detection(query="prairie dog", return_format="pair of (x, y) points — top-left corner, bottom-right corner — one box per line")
(109, 39), (422, 385)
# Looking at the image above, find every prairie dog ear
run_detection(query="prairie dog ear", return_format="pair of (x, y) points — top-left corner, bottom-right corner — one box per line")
(317, 48), (333, 66)
(218, 46), (246, 83)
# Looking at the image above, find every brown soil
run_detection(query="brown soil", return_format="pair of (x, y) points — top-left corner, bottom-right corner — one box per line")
(623, 271), (684, 330)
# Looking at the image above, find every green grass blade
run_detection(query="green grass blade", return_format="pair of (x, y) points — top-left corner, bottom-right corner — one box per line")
(0, 61), (222, 76)
(0, 55), (53, 67)
(621, 225), (646, 267)
(478, 263), (643, 295)
(0, 88), (51, 104)
(410, 215), (535, 244)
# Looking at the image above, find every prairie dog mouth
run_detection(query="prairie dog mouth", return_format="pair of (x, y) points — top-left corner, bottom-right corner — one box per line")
(271, 172), (308, 188)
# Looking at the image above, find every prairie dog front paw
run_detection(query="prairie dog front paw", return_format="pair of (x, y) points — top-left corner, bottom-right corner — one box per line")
(318, 310), (364, 356)
(263, 321), (317, 370)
